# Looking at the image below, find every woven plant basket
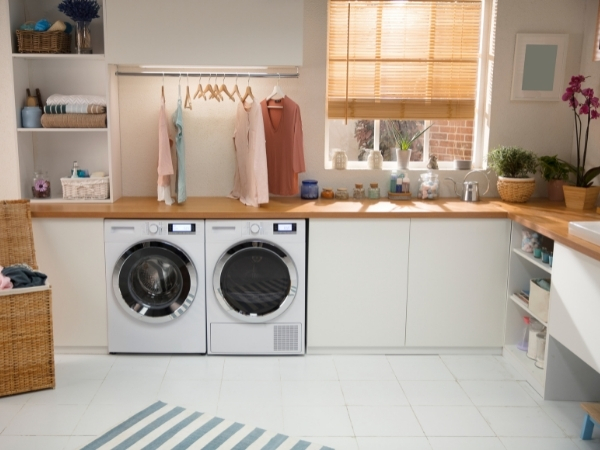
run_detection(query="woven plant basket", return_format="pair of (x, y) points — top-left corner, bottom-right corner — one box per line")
(0, 200), (55, 397)
(497, 177), (536, 203)
(16, 30), (70, 54)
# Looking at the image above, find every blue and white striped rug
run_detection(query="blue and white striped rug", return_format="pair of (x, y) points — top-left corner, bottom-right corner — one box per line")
(80, 401), (334, 449)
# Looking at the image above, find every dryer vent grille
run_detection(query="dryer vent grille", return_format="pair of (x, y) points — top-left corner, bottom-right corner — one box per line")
(274, 325), (299, 352)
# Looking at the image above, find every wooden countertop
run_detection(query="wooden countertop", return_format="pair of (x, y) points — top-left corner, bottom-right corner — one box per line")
(30, 196), (600, 261)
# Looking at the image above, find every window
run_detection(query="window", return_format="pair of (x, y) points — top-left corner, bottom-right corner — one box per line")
(325, 0), (496, 169)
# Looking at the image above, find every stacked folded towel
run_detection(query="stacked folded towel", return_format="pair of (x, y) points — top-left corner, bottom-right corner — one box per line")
(41, 94), (107, 128)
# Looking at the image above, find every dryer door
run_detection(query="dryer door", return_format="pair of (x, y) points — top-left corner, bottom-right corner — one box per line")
(113, 241), (197, 323)
(214, 241), (298, 323)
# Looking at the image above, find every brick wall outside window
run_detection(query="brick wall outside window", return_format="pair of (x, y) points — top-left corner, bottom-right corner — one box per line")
(428, 120), (474, 161)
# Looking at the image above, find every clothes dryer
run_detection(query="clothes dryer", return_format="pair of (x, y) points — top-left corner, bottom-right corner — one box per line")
(205, 220), (306, 355)
(105, 220), (205, 353)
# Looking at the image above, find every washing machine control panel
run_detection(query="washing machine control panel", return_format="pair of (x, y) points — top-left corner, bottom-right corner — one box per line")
(147, 222), (162, 235)
(168, 223), (196, 235)
(273, 223), (297, 234)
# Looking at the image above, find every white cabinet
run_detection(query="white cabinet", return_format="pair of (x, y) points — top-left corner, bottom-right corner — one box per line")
(32, 218), (107, 351)
(307, 219), (410, 351)
(105, 0), (304, 66)
(406, 219), (510, 347)
(549, 242), (600, 373)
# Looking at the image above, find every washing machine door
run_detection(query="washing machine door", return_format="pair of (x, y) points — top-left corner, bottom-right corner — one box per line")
(113, 241), (197, 323)
(213, 241), (298, 323)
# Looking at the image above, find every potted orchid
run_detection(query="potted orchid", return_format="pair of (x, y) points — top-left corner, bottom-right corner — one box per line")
(560, 75), (600, 209)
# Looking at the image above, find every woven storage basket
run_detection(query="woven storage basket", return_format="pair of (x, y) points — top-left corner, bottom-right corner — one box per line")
(16, 30), (70, 54)
(61, 177), (110, 200)
(0, 200), (55, 397)
(497, 177), (536, 203)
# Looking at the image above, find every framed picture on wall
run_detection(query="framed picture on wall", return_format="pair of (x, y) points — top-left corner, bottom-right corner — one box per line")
(511, 34), (569, 101)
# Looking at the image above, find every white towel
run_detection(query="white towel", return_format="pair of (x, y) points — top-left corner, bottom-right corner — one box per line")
(46, 94), (107, 106)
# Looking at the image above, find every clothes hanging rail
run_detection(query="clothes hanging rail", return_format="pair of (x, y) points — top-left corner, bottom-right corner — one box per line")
(114, 68), (300, 79)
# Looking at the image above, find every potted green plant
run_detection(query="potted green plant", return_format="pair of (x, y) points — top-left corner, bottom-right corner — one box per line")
(539, 155), (570, 202)
(487, 146), (538, 203)
(387, 122), (433, 169)
(560, 75), (600, 209)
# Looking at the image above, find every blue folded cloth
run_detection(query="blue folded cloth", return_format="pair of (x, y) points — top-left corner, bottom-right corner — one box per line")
(1, 264), (47, 288)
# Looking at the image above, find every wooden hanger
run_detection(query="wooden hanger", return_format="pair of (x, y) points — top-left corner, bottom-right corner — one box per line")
(218, 74), (235, 102)
(230, 75), (243, 102)
(193, 74), (206, 100)
(266, 73), (284, 109)
(161, 73), (165, 101)
(211, 76), (222, 101)
(203, 74), (220, 102)
(241, 74), (255, 103)
(184, 73), (193, 110)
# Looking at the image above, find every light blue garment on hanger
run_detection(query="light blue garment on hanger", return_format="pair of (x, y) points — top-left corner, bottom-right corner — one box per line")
(173, 84), (186, 203)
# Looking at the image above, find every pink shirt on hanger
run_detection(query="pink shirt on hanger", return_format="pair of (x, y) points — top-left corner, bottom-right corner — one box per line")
(230, 100), (269, 206)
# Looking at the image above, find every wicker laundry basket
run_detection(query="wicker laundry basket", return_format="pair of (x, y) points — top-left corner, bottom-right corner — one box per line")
(0, 200), (55, 397)
(16, 30), (71, 54)
(61, 177), (110, 200)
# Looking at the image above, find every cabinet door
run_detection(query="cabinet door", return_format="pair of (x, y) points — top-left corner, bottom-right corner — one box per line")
(406, 219), (510, 347)
(549, 243), (600, 373)
(307, 219), (410, 350)
(32, 218), (107, 350)
(105, 0), (304, 66)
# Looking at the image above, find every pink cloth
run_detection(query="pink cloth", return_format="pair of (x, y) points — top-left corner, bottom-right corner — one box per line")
(230, 100), (269, 206)
(0, 266), (13, 291)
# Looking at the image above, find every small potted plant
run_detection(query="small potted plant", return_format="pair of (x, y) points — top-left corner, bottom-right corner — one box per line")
(487, 146), (538, 203)
(58, 0), (101, 54)
(387, 122), (433, 169)
(539, 155), (570, 202)
(560, 75), (600, 209)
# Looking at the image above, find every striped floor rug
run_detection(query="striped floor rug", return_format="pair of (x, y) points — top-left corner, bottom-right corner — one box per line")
(80, 401), (334, 449)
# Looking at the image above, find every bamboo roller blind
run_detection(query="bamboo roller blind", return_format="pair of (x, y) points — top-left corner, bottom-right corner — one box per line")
(328, 0), (482, 120)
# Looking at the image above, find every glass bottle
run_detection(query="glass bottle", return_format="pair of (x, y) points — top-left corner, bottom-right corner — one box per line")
(353, 183), (365, 199)
(517, 316), (530, 351)
(32, 170), (51, 199)
(321, 187), (335, 199)
(301, 180), (319, 199)
(368, 183), (380, 199)
(335, 188), (349, 200)
(71, 161), (80, 178)
(417, 172), (439, 199)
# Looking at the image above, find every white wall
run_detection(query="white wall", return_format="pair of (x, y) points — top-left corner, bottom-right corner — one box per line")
(0, 0), (596, 200)
(489, 0), (587, 196)
(0, 0), (20, 200)
(579, 0), (600, 182)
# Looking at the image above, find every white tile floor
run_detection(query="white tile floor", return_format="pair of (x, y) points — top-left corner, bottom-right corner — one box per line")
(1, 354), (599, 450)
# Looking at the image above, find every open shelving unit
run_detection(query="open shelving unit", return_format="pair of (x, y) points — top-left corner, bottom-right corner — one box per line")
(8, 0), (121, 203)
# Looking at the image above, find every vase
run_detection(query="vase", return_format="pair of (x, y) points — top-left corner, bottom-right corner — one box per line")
(75, 21), (92, 54)
(497, 177), (535, 203)
(367, 149), (383, 169)
(563, 185), (600, 210)
(547, 180), (565, 202)
(397, 148), (411, 169)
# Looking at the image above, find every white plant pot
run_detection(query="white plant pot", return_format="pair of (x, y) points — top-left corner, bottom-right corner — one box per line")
(397, 148), (411, 169)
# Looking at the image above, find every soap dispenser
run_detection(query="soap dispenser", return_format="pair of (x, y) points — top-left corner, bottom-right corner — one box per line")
(71, 161), (79, 179)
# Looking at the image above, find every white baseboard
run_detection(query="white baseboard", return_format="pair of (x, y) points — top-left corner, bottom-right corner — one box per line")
(306, 346), (503, 355)
(54, 346), (109, 355)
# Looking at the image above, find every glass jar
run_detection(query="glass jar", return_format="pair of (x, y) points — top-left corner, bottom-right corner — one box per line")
(417, 172), (439, 200)
(32, 170), (51, 199)
(301, 179), (319, 199)
(353, 183), (365, 199)
(335, 188), (349, 200)
(368, 183), (380, 199)
(331, 148), (348, 170)
(321, 187), (334, 199)
(367, 149), (383, 169)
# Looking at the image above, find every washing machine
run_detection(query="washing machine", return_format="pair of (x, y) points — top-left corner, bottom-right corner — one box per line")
(104, 220), (205, 353)
(205, 219), (306, 355)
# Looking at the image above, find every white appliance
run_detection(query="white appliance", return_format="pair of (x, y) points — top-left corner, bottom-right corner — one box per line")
(206, 220), (306, 355)
(104, 220), (206, 353)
